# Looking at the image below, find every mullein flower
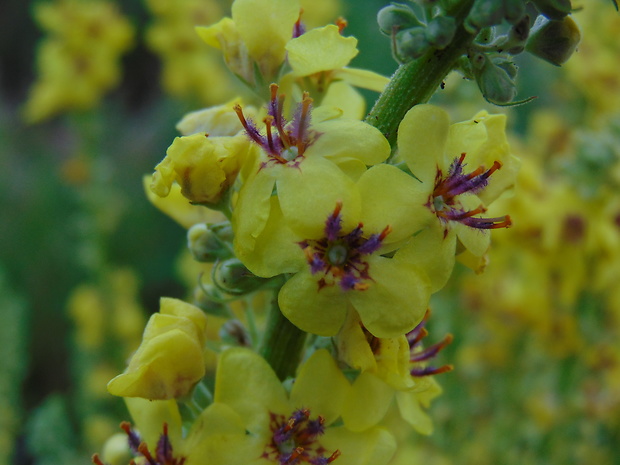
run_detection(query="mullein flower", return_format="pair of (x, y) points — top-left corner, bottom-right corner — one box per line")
(151, 133), (251, 206)
(144, 0), (235, 105)
(232, 84), (390, 264)
(23, 0), (134, 123)
(238, 167), (431, 339)
(196, 0), (300, 86)
(280, 23), (389, 117)
(392, 104), (519, 291)
(336, 311), (450, 434)
(188, 347), (397, 465)
(107, 298), (208, 400)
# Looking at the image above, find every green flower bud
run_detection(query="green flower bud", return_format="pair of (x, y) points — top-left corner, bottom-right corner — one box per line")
(477, 27), (495, 44)
(213, 258), (269, 295)
(531, 0), (572, 20)
(426, 15), (457, 49)
(508, 15), (531, 43)
(458, 55), (475, 79)
(525, 15), (581, 66)
(504, 0), (527, 24)
(466, 0), (527, 31)
(377, 3), (422, 36)
(467, 0), (507, 30)
(475, 56), (518, 104)
(470, 51), (487, 70)
(193, 284), (230, 318)
(395, 27), (430, 62)
(219, 319), (251, 347)
(187, 222), (233, 262)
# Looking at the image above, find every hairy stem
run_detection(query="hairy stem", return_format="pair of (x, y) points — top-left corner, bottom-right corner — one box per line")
(259, 290), (307, 381)
(365, 0), (476, 146)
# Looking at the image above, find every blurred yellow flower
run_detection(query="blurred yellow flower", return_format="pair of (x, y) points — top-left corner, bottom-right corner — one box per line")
(23, 0), (134, 123)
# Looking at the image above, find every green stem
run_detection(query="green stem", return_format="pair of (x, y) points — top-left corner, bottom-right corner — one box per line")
(259, 289), (307, 381)
(365, 0), (476, 146)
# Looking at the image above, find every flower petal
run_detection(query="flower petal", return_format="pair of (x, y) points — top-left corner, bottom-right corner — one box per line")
(397, 104), (450, 183)
(321, 426), (397, 465)
(357, 164), (434, 243)
(214, 348), (289, 433)
(286, 25), (358, 76)
(341, 372), (394, 432)
(241, 196), (305, 277)
(311, 119), (390, 166)
(232, 168), (277, 257)
(232, 0), (299, 76)
(278, 270), (348, 336)
(348, 256), (431, 338)
(395, 222), (457, 293)
(124, 398), (183, 449)
(335, 67), (390, 93)
(290, 349), (350, 424)
(277, 156), (361, 239)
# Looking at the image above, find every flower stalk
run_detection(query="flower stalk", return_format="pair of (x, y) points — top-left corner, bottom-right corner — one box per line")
(259, 288), (307, 381)
(365, 0), (477, 146)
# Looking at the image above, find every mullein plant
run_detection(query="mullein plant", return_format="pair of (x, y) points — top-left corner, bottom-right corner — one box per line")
(91, 0), (593, 464)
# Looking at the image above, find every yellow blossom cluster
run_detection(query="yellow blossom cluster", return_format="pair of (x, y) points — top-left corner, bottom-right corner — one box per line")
(23, 0), (134, 123)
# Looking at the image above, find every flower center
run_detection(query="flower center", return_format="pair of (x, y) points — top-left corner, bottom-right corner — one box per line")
(265, 409), (340, 465)
(326, 243), (348, 266)
(430, 152), (511, 230)
(298, 202), (391, 291)
(234, 84), (317, 168)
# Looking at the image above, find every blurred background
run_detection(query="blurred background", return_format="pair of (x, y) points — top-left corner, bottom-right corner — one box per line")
(1, 0), (619, 464)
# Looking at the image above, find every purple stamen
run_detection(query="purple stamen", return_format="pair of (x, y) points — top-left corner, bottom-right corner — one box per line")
(324, 202), (343, 241)
(155, 424), (174, 463)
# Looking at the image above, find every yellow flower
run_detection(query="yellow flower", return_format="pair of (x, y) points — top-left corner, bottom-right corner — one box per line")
(197, 0), (300, 86)
(187, 347), (397, 465)
(238, 168), (431, 338)
(107, 297), (208, 400)
(283, 24), (389, 95)
(392, 104), (519, 291)
(232, 86), (390, 264)
(336, 311), (448, 435)
(23, 0), (134, 123)
(144, 0), (235, 104)
(151, 132), (251, 206)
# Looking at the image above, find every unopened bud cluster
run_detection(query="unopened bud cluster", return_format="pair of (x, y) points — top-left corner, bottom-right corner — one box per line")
(378, 0), (581, 105)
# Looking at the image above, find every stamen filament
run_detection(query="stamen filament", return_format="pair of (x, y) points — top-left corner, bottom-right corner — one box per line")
(410, 334), (454, 363)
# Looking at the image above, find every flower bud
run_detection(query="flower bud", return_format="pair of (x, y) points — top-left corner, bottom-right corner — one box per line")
(531, 0), (572, 20)
(377, 3), (422, 36)
(475, 57), (518, 104)
(213, 258), (269, 295)
(394, 27), (430, 62)
(466, 0), (526, 31)
(525, 15), (580, 66)
(151, 133), (249, 206)
(107, 298), (208, 400)
(187, 222), (234, 262)
(219, 319), (252, 347)
(426, 16), (456, 49)
(467, 0), (506, 30)
(192, 283), (231, 318)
